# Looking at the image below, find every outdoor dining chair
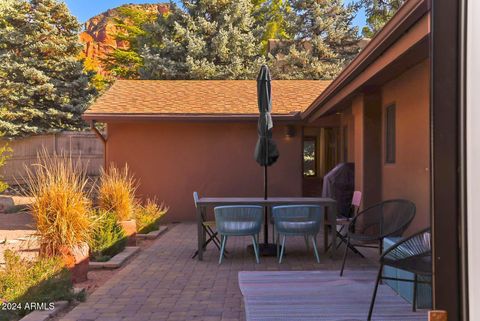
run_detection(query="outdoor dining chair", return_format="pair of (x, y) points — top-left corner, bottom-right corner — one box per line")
(214, 205), (263, 264)
(368, 228), (431, 320)
(191, 192), (222, 259)
(326, 190), (363, 256)
(340, 199), (416, 276)
(272, 205), (323, 264)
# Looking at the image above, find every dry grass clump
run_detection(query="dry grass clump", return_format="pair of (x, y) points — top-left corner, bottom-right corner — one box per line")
(98, 164), (137, 221)
(24, 150), (93, 256)
(136, 198), (168, 234)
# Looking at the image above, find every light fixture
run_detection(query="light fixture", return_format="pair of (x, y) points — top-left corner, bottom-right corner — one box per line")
(285, 125), (296, 138)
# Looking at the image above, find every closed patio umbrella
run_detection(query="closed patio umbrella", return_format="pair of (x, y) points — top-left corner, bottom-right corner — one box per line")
(254, 65), (279, 251)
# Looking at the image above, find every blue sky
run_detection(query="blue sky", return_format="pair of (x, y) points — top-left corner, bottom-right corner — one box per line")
(62, 0), (367, 30)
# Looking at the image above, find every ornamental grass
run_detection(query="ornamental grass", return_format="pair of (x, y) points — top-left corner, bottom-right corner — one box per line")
(98, 164), (137, 221)
(24, 150), (93, 257)
(135, 198), (169, 234)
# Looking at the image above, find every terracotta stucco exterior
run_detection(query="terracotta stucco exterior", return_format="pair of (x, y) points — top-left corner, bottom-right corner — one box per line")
(105, 122), (303, 221)
(338, 59), (430, 233)
(381, 59), (430, 232)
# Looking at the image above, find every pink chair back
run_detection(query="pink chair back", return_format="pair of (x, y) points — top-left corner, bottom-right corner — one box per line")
(351, 191), (362, 215)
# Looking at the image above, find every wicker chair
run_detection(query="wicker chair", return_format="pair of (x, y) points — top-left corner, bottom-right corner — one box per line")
(272, 205), (323, 264)
(214, 205), (263, 264)
(340, 199), (416, 276)
(368, 228), (432, 320)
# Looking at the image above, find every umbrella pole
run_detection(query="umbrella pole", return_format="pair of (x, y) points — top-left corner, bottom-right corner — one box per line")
(264, 164), (268, 244)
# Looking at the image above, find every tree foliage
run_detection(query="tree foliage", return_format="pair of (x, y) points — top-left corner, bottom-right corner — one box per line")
(141, 0), (265, 80)
(252, 0), (291, 53)
(268, 0), (360, 79)
(361, 0), (405, 37)
(104, 6), (159, 79)
(0, 0), (96, 137)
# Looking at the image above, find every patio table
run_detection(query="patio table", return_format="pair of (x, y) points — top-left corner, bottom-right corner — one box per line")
(195, 197), (338, 261)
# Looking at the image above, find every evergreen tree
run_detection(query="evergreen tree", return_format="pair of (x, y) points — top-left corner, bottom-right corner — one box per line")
(104, 5), (160, 79)
(0, 0), (96, 137)
(361, 0), (405, 37)
(141, 0), (265, 80)
(252, 0), (291, 53)
(268, 0), (360, 80)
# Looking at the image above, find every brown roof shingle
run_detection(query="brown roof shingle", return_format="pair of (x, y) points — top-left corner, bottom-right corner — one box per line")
(84, 80), (331, 121)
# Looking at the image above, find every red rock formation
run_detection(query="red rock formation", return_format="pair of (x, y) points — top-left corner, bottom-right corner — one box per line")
(79, 3), (169, 76)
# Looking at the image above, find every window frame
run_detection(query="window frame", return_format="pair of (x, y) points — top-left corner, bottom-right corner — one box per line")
(303, 136), (318, 177)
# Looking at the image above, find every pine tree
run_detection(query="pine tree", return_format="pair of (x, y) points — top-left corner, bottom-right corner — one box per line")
(361, 0), (405, 37)
(0, 0), (96, 137)
(268, 0), (360, 80)
(141, 0), (265, 80)
(104, 5), (160, 79)
(252, 0), (291, 53)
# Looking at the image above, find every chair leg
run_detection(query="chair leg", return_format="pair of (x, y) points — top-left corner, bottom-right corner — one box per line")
(251, 235), (260, 264)
(279, 235), (286, 264)
(368, 263), (384, 321)
(323, 222), (329, 253)
(340, 237), (350, 276)
(304, 234), (310, 251)
(312, 234), (320, 263)
(206, 227), (221, 249)
(412, 274), (417, 312)
(276, 233), (280, 259)
(219, 235), (227, 264)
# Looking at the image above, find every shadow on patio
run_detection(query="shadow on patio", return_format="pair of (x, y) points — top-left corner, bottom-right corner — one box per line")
(60, 223), (427, 321)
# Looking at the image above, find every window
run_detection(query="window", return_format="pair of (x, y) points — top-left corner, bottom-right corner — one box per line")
(385, 104), (396, 163)
(303, 137), (317, 177)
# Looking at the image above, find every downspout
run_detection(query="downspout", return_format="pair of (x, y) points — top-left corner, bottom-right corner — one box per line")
(90, 121), (107, 169)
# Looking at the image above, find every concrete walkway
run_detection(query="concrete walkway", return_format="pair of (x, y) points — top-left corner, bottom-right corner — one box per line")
(61, 223), (426, 321)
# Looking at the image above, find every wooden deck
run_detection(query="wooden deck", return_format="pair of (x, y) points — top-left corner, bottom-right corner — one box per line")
(239, 270), (427, 321)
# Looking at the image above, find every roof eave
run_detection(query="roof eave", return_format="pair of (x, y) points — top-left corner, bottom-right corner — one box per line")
(82, 112), (303, 123)
(301, 0), (430, 121)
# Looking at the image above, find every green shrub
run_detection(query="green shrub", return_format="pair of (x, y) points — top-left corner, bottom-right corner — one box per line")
(136, 199), (168, 234)
(89, 210), (127, 261)
(0, 138), (12, 193)
(0, 250), (73, 319)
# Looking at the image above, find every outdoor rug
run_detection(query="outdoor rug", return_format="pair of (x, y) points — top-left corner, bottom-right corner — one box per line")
(238, 270), (428, 321)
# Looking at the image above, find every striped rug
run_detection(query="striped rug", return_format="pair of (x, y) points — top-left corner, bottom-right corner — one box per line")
(238, 270), (428, 321)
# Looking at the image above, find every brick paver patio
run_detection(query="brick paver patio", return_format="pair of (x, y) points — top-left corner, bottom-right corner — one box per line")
(61, 223), (426, 321)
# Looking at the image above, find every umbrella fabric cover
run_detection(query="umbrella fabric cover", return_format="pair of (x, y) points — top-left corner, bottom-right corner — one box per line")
(321, 162), (355, 217)
(254, 65), (279, 166)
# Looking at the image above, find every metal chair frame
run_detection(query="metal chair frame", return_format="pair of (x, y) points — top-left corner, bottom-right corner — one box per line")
(191, 192), (224, 259)
(327, 191), (363, 256)
(340, 199), (416, 276)
(368, 228), (432, 320)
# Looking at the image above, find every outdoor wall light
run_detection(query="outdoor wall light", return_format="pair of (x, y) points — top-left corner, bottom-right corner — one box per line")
(285, 125), (297, 138)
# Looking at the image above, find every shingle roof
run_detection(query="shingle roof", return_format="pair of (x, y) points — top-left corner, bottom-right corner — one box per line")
(83, 80), (331, 121)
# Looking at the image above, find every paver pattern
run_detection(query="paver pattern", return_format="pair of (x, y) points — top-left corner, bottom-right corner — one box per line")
(61, 223), (425, 321)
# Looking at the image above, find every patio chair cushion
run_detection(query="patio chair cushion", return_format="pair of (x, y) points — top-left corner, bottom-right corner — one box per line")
(275, 220), (319, 234)
(219, 221), (260, 235)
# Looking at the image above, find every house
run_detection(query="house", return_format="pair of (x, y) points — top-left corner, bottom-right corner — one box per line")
(84, 0), (429, 234)
(84, 80), (331, 221)
(82, 0), (480, 318)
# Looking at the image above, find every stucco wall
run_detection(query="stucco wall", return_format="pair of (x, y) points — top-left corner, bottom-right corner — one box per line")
(381, 59), (430, 232)
(106, 122), (303, 221)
